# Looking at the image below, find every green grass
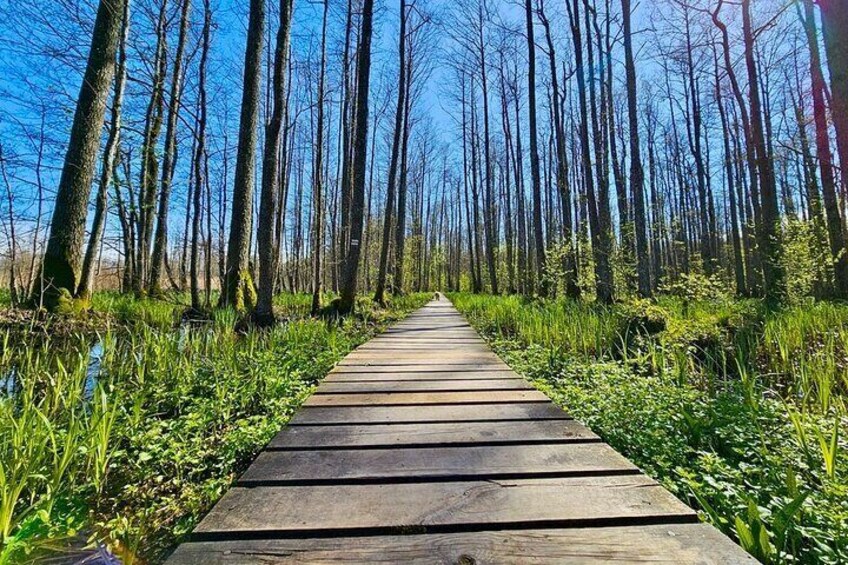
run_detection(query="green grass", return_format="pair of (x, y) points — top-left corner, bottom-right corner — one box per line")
(450, 293), (847, 565)
(0, 292), (431, 564)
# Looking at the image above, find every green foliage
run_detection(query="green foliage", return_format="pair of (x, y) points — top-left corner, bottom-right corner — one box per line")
(781, 219), (832, 301)
(91, 293), (183, 329)
(659, 272), (732, 303)
(617, 299), (668, 336)
(0, 292), (430, 563)
(451, 292), (848, 564)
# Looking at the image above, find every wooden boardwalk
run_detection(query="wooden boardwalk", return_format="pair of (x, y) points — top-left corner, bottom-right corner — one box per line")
(167, 297), (754, 564)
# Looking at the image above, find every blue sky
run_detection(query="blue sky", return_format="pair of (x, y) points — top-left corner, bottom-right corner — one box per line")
(0, 0), (807, 263)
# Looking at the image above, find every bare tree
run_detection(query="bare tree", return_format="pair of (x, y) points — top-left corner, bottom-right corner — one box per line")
(78, 0), (130, 301)
(149, 0), (193, 296)
(190, 0), (212, 311)
(222, 0), (265, 310)
(311, 0), (329, 315)
(375, 0), (408, 305)
(800, 0), (848, 297)
(622, 0), (651, 296)
(525, 0), (547, 295)
(818, 0), (848, 194)
(339, 0), (376, 314)
(255, 0), (294, 324)
(34, 0), (126, 310)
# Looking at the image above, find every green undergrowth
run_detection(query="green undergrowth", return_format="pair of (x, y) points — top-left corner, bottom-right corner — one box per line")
(450, 293), (847, 564)
(0, 292), (431, 564)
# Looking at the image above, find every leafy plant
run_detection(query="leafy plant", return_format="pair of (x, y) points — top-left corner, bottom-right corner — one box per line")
(0, 292), (431, 562)
(451, 292), (848, 564)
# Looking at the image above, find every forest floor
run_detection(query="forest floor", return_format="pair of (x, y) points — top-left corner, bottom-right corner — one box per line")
(0, 291), (432, 564)
(450, 293), (848, 565)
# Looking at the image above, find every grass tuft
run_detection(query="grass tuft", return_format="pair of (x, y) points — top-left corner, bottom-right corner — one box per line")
(0, 292), (431, 563)
(451, 292), (848, 564)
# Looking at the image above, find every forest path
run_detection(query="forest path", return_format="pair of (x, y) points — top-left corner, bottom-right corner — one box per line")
(166, 296), (753, 564)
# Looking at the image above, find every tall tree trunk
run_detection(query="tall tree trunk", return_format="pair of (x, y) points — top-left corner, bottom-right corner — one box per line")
(78, 0), (130, 301)
(683, 9), (713, 275)
(136, 0), (169, 294)
(190, 1), (210, 311)
(713, 1), (763, 294)
(742, 0), (782, 300)
(35, 0), (126, 310)
(222, 0), (265, 310)
(525, 0), (547, 296)
(375, 0), (407, 304)
(790, 76), (830, 294)
(477, 4), (499, 295)
(803, 0), (848, 296)
(149, 0), (192, 296)
(393, 49), (413, 295)
(539, 0), (578, 298)
(621, 0), (650, 296)
(0, 147), (19, 304)
(498, 58), (516, 294)
(255, 0), (294, 323)
(645, 102), (664, 288)
(338, 0), (375, 314)
(567, 0), (613, 303)
(469, 82), (485, 290)
(514, 79), (528, 294)
(461, 76), (480, 293)
(115, 156), (136, 292)
(338, 0), (355, 258)
(311, 0), (329, 315)
(819, 0), (848, 196)
(714, 54), (746, 296)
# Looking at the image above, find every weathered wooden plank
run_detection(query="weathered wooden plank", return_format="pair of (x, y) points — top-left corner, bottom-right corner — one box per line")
(343, 351), (500, 360)
(168, 524), (756, 564)
(365, 337), (482, 342)
(348, 338), (483, 345)
(352, 347), (488, 353)
(330, 363), (512, 372)
(337, 360), (510, 368)
(383, 330), (474, 334)
(401, 321), (468, 324)
(239, 443), (636, 484)
(381, 329), (479, 336)
(383, 324), (475, 328)
(192, 475), (696, 536)
(388, 326), (474, 331)
(394, 320), (469, 323)
(353, 344), (491, 351)
(330, 363), (510, 374)
(316, 379), (532, 393)
(338, 356), (505, 365)
(304, 390), (550, 407)
(290, 403), (571, 424)
(268, 420), (596, 449)
(324, 370), (519, 381)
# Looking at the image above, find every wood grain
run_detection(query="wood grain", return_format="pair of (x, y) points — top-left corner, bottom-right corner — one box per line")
(239, 443), (637, 483)
(303, 390), (550, 406)
(290, 403), (572, 424)
(168, 524), (756, 564)
(193, 475), (696, 535)
(268, 420), (597, 448)
(316, 379), (533, 393)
